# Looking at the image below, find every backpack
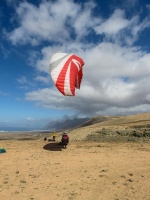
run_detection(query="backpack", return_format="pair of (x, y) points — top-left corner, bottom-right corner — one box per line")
(63, 135), (68, 139)
(62, 135), (69, 143)
(0, 148), (6, 154)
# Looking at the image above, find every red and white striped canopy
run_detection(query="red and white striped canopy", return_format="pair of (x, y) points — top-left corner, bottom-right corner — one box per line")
(50, 53), (84, 96)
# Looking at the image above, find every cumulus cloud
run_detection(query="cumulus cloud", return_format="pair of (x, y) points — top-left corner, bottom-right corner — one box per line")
(7, 0), (97, 45)
(94, 9), (140, 45)
(25, 40), (150, 116)
(7, 0), (148, 47)
(5, 0), (150, 116)
(34, 76), (50, 84)
(94, 9), (130, 35)
(17, 75), (36, 90)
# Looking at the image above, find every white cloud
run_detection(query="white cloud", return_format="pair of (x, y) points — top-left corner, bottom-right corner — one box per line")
(94, 9), (130, 35)
(25, 88), (66, 109)
(35, 46), (54, 73)
(94, 9), (140, 45)
(7, 0), (97, 45)
(32, 43), (88, 74)
(17, 75), (35, 90)
(25, 41), (150, 116)
(6, 1), (147, 47)
(5, 0), (150, 116)
(34, 76), (50, 84)
(73, 1), (99, 40)
(17, 76), (28, 84)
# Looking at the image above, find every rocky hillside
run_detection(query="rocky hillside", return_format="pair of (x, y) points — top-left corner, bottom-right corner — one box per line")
(68, 112), (150, 142)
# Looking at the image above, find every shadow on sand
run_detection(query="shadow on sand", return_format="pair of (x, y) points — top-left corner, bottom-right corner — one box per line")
(43, 142), (62, 151)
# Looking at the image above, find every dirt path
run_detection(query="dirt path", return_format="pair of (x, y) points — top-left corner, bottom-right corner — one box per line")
(0, 139), (150, 200)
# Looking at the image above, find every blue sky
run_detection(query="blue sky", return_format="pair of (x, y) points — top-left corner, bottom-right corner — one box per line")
(0, 0), (150, 130)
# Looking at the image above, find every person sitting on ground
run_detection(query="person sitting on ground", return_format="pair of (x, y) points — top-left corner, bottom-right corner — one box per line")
(61, 132), (69, 144)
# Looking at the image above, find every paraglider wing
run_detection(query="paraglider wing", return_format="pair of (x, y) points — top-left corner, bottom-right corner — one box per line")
(50, 53), (84, 96)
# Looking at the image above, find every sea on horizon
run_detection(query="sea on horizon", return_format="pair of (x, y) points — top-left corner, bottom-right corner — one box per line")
(0, 126), (48, 132)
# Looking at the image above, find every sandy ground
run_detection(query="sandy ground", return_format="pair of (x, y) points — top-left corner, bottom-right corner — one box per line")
(0, 137), (150, 200)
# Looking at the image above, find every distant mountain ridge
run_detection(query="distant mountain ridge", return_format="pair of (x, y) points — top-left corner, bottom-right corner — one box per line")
(46, 112), (150, 132)
(46, 115), (122, 131)
(46, 117), (90, 130)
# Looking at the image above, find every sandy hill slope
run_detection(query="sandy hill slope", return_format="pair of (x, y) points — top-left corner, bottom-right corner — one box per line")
(77, 115), (121, 127)
(68, 112), (150, 141)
